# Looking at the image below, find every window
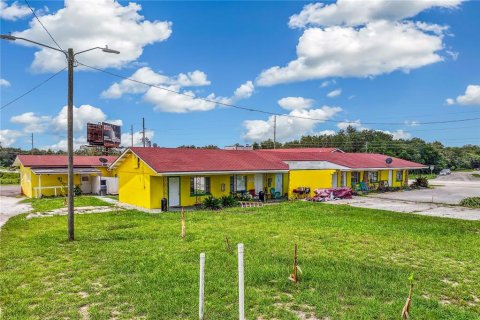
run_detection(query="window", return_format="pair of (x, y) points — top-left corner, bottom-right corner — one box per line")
(190, 176), (211, 195)
(82, 176), (89, 182)
(236, 175), (246, 192)
(351, 172), (360, 186)
(368, 171), (378, 183)
(396, 170), (403, 182)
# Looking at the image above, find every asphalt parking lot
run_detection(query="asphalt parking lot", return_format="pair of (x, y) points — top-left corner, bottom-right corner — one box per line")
(331, 172), (480, 221)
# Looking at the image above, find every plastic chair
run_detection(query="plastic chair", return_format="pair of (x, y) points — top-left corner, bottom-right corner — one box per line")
(270, 188), (281, 199)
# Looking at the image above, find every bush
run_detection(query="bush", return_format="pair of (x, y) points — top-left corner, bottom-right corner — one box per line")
(0, 171), (20, 184)
(202, 196), (222, 210)
(411, 177), (429, 188)
(235, 193), (253, 201)
(220, 195), (239, 208)
(73, 185), (82, 197)
(460, 197), (480, 208)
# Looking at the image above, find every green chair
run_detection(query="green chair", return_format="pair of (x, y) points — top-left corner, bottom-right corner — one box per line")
(270, 188), (281, 199)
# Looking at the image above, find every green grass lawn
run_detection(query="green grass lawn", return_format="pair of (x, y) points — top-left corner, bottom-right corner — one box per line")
(1, 202), (479, 319)
(22, 196), (112, 212)
(408, 173), (437, 180)
(0, 171), (20, 185)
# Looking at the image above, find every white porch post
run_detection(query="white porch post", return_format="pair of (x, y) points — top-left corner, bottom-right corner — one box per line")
(38, 174), (42, 198)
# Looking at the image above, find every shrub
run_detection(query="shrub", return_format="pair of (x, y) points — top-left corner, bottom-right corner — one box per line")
(460, 197), (480, 208)
(220, 195), (239, 208)
(411, 177), (429, 188)
(235, 193), (253, 201)
(73, 185), (82, 197)
(202, 196), (222, 210)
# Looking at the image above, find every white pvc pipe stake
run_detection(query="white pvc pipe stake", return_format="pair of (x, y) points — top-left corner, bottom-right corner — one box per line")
(199, 252), (205, 320)
(238, 243), (245, 320)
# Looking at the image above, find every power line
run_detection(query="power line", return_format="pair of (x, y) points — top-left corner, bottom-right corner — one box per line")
(1, 67), (66, 110)
(24, 0), (64, 52)
(76, 61), (480, 127)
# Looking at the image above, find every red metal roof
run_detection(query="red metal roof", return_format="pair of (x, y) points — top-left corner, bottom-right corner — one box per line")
(129, 147), (289, 173)
(121, 147), (426, 173)
(265, 151), (426, 169)
(258, 148), (342, 153)
(14, 155), (118, 168)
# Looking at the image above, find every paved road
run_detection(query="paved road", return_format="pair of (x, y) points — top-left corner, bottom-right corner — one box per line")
(0, 185), (31, 229)
(331, 172), (480, 220)
(380, 172), (480, 205)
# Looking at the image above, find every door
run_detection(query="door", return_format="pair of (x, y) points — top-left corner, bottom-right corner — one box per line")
(388, 170), (393, 187)
(254, 174), (264, 194)
(332, 172), (338, 188)
(168, 177), (180, 207)
(275, 174), (283, 194)
(80, 175), (92, 194)
(341, 172), (347, 187)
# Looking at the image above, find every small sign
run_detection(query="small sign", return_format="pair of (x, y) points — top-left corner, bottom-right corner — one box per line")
(429, 165), (434, 171)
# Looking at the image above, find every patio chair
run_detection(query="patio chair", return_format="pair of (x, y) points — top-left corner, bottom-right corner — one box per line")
(248, 189), (258, 199)
(360, 182), (369, 192)
(270, 188), (281, 199)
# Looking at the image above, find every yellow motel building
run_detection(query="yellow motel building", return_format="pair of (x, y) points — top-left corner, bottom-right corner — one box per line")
(109, 147), (427, 210)
(13, 155), (118, 198)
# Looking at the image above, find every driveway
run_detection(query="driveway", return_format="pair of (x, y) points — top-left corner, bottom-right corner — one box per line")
(331, 172), (480, 221)
(0, 185), (31, 229)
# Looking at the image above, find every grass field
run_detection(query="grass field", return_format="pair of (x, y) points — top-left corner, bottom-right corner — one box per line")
(0, 171), (20, 185)
(22, 196), (112, 212)
(1, 202), (479, 319)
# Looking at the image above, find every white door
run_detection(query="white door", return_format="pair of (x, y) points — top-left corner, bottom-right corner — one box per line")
(168, 177), (180, 207)
(254, 174), (264, 194)
(275, 174), (283, 194)
(341, 172), (347, 187)
(388, 170), (393, 187)
(332, 172), (338, 188)
(80, 175), (92, 194)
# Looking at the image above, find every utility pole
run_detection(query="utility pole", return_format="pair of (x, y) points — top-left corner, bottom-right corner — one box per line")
(31, 133), (34, 154)
(1, 34), (120, 242)
(142, 117), (146, 147)
(273, 115), (277, 149)
(67, 48), (75, 241)
(365, 141), (368, 153)
(130, 125), (134, 147)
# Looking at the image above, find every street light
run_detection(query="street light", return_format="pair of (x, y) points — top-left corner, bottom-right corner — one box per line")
(1, 34), (119, 241)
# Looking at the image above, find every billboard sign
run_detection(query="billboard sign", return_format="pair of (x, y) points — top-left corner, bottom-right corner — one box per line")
(87, 122), (121, 147)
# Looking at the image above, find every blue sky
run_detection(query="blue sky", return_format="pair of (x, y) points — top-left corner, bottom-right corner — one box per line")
(1, 0), (479, 150)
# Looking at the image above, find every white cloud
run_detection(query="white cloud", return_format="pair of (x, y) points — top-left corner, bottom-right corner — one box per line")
(10, 112), (51, 133)
(42, 136), (87, 151)
(12, 0), (172, 72)
(10, 105), (122, 135)
(121, 129), (154, 147)
(232, 81), (255, 101)
(277, 97), (314, 110)
(405, 120), (420, 127)
(144, 87), (217, 113)
(0, 78), (11, 87)
(243, 106), (342, 142)
(288, 0), (463, 28)
(101, 67), (211, 99)
(327, 89), (342, 98)
(256, 21), (445, 86)
(337, 119), (412, 139)
(103, 67), (254, 113)
(0, 0), (31, 21)
(316, 129), (336, 136)
(320, 80), (335, 88)
(0, 129), (23, 147)
(446, 85), (480, 106)
(337, 119), (366, 130)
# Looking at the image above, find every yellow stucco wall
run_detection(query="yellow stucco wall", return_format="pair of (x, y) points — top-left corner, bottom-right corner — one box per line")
(287, 169), (336, 198)
(117, 153), (157, 208)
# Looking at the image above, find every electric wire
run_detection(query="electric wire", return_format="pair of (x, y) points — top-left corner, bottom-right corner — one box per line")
(1, 67), (66, 110)
(23, 0), (64, 52)
(76, 61), (480, 127)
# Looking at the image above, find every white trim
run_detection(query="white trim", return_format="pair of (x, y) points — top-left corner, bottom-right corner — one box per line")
(109, 148), (158, 174)
(285, 160), (350, 170)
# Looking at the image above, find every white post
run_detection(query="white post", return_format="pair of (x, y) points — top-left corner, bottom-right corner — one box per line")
(38, 175), (42, 198)
(238, 243), (245, 320)
(199, 252), (205, 320)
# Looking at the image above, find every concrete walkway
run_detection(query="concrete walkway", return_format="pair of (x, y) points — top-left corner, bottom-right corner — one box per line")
(331, 196), (480, 221)
(0, 185), (32, 229)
